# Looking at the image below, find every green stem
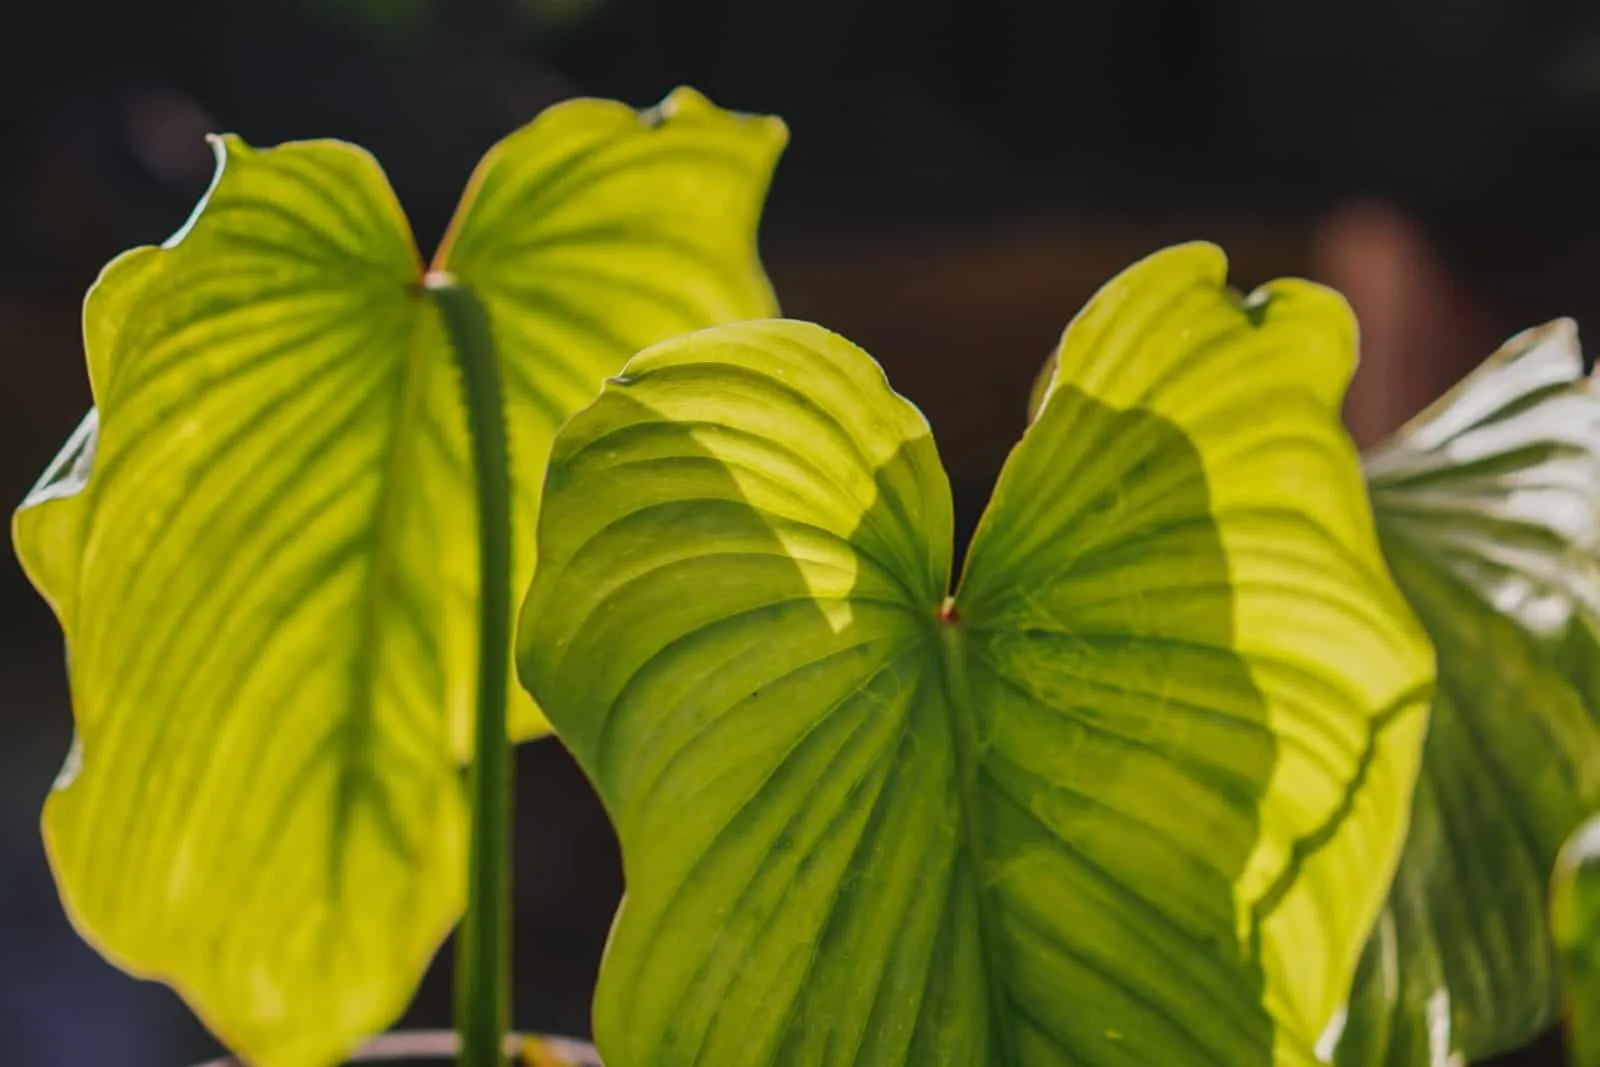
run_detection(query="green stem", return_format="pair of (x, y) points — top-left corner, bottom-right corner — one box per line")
(428, 272), (513, 1067)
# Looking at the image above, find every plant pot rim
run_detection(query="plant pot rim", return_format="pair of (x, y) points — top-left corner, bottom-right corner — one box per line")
(191, 1030), (601, 1065)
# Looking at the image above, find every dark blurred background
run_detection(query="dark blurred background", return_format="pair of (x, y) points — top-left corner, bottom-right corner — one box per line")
(3, 0), (1596, 1063)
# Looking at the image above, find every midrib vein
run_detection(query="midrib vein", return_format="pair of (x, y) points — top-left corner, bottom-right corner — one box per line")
(935, 619), (1017, 1064)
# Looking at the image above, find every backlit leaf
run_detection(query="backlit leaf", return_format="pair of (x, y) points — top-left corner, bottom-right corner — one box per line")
(11, 89), (783, 1066)
(518, 243), (1434, 1067)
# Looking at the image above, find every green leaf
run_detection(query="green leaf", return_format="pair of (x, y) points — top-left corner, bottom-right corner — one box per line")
(438, 87), (783, 750)
(12, 88), (783, 1067)
(1335, 320), (1600, 1067)
(1554, 814), (1600, 1067)
(518, 243), (1435, 1067)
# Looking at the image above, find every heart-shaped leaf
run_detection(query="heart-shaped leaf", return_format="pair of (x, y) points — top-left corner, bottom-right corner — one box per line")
(518, 243), (1435, 1067)
(11, 88), (783, 1066)
(1335, 321), (1600, 1067)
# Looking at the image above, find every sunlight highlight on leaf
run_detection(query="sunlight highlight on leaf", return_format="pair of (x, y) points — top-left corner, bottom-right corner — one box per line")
(12, 88), (783, 1066)
(518, 244), (1433, 1067)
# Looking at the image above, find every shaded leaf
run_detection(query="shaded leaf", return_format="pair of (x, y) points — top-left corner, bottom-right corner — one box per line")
(1554, 815), (1600, 1067)
(518, 244), (1434, 1067)
(1336, 321), (1600, 1067)
(12, 89), (782, 1066)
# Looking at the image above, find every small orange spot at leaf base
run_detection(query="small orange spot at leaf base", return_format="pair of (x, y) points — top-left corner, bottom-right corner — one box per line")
(938, 596), (960, 623)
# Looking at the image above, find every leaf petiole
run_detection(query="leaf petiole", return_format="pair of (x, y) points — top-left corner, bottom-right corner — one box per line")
(429, 272), (514, 1067)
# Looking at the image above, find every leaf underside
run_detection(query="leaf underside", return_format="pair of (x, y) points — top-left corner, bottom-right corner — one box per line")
(519, 243), (1434, 1067)
(1337, 320), (1600, 1067)
(11, 87), (783, 1066)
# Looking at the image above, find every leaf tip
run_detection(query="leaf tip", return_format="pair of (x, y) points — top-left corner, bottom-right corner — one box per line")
(1171, 237), (1229, 267)
(648, 85), (715, 125)
(164, 134), (242, 250)
(650, 85), (789, 148)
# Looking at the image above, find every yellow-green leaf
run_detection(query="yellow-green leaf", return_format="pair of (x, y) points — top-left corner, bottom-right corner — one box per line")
(12, 88), (783, 1066)
(517, 244), (1435, 1067)
(437, 86), (785, 745)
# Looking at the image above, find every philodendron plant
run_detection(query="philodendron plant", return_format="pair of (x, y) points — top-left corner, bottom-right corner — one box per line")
(13, 88), (784, 1066)
(519, 244), (1437, 1067)
(14, 87), (1600, 1067)
(519, 254), (1600, 1067)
